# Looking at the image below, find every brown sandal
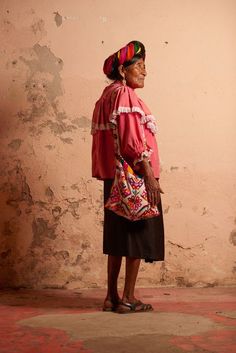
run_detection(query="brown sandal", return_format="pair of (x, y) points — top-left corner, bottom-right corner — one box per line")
(115, 300), (153, 314)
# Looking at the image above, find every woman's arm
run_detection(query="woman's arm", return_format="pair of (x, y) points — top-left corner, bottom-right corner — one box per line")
(137, 157), (163, 206)
(117, 112), (163, 206)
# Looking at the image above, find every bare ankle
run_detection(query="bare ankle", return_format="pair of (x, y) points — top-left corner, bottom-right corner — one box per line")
(122, 295), (136, 303)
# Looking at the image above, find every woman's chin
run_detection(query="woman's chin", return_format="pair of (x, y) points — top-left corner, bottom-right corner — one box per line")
(130, 82), (145, 89)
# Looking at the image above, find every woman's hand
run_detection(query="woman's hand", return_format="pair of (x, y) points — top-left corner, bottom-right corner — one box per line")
(137, 157), (164, 207)
(144, 176), (164, 206)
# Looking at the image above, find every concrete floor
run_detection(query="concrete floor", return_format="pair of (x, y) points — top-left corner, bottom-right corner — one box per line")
(0, 287), (235, 353)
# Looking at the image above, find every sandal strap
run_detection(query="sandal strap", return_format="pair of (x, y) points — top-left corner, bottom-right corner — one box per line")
(120, 301), (136, 311)
(118, 301), (153, 312)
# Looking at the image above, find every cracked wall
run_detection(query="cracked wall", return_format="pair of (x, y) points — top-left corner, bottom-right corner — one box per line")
(0, 0), (236, 289)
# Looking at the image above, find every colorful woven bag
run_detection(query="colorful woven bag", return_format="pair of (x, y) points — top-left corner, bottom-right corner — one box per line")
(105, 127), (160, 221)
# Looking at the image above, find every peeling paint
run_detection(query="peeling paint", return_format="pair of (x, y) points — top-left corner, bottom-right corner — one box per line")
(54, 12), (63, 27)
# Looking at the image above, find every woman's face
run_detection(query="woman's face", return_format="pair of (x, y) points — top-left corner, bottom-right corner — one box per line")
(123, 58), (147, 89)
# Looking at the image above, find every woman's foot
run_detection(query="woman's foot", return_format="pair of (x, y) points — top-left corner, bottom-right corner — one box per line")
(115, 299), (153, 314)
(102, 297), (121, 312)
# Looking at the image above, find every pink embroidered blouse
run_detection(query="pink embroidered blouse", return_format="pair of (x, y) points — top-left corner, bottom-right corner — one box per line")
(91, 81), (160, 179)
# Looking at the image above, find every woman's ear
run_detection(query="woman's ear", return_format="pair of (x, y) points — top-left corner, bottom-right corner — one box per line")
(118, 65), (125, 79)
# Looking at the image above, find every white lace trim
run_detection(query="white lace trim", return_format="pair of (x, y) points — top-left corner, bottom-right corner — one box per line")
(140, 115), (158, 134)
(91, 106), (158, 135)
(133, 148), (153, 165)
(110, 106), (157, 134)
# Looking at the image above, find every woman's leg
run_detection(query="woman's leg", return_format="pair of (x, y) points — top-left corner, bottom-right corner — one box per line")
(103, 255), (122, 310)
(122, 257), (141, 302)
(116, 257), (153, 313)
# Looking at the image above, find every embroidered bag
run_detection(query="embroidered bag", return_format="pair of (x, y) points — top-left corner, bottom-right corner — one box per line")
(105, 126), (160, 221)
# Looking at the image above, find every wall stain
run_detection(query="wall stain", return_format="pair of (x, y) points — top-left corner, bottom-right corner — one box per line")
(175, 276), (193, 287)
(18, 44), (64, 123)
(164, 205), (170, 214)
(52, 206), (62, 219)
(45, 186), (54, 200)
(32, 218), (58, 247)
(72, 254), (81, 266)
(45, 144), (55, 150)
(8, 139), (22, 151)
(34, 200), (50, 211)
(21, 44), (64, 101)
(160, 262), (170, 284)
(4, 162), (33, 207)
(67, 201), (81, 219)
(229, 230), (236, 246)
(81, 240), (90, 250)
(52, 105), (68, 121)
(60, 137), (73, 144)
(205, 281), (218, 287)
(201, 207), (208, 216)
(71, 184), (80, 191)
(72, 116), (91, 129)
(54, 250), (69, 263)
(1, 249), (11, 259)
(170, 166), (179, 171)
(40, 120), (76, 136)
(3, 219), (19, 236)
(31, 19), (46, 35)
(175, 201), (182, 209)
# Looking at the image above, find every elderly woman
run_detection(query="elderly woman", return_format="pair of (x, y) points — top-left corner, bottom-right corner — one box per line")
(91, 41), (164, 313)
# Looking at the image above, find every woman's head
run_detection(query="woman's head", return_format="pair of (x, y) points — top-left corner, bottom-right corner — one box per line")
(103, 40), (146, 88)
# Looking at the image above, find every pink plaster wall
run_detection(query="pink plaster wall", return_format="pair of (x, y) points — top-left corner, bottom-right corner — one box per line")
(0, 0), (236, 289)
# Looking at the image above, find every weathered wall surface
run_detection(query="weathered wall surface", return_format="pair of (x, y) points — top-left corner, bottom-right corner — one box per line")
(0, 0), (235, 289)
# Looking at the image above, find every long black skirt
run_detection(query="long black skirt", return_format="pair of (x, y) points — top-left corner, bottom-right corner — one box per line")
(103, 180), (165, 262)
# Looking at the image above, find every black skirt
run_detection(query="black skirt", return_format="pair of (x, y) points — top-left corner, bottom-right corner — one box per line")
(103, 180), (165, 262)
